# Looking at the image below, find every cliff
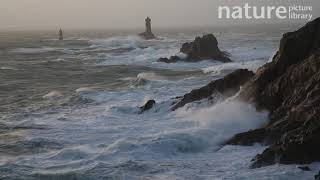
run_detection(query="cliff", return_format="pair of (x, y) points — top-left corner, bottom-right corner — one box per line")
(226, 17), (320, 168)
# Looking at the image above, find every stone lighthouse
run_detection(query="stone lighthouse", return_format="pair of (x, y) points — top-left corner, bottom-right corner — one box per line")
(139, 17), (156, 40)
(59, 28), (63, 41)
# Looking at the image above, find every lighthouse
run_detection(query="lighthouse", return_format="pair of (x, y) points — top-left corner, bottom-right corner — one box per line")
(138, 17), (156, 40)
(59, 28), (63, 41)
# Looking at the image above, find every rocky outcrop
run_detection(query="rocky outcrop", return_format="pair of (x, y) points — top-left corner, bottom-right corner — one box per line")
(139, 17), (156, 40)
(180, 34), (231, 62)
(139, 100), (156, 114)
(159, 34), (231, 63)
(172, 69), (254, 111)
(225, 18), (320, 168)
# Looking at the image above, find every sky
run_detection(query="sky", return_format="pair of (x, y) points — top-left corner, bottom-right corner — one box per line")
(0, 0), (319, 30)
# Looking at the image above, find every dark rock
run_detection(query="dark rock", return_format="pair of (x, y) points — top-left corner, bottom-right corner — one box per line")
(180, 34), (231, 62)
(225, 128), (267, 146)
(139, 17), (156, 40)
(171, 69), (254, 111)
(225, 18), (320, 167)
(139, 100), (156, 113)
(298, 166), (311, 171)
(315, 171), (320, 180)
(159, 34), (231, 63)
(158, 56), (181, 63)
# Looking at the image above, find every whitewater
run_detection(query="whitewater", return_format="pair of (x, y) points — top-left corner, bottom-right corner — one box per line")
(0, 29), (319, 179)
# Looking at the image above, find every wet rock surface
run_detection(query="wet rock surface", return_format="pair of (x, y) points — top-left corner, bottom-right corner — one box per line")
(226, 18), (320, 168)
(139, 100), (156, 113)
(172, 69), (254, 111)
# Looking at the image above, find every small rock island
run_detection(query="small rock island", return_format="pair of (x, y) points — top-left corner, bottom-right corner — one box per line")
(159, 34), (231, 63)
(139, 17), (156, 40)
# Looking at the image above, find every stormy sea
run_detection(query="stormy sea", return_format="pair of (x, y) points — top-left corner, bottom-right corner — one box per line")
(1, 28), (319, 179)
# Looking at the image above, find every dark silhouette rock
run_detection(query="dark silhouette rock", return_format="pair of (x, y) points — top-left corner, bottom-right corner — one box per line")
(225, 128), (267, 146)
(298, 166), (311, 171)
(225, 18), (320, 168)
(172, 69), (254, 111)
(158, 34), (231, 63)
(139, 17), (156, 40)
(139, 100), (156, 113)
(180, 34), (231, 62)
(158, 56), (182, 63)
(315, 171), (320, 180)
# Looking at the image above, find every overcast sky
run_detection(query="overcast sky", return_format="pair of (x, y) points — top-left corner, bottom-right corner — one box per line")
(0, 0), (319, 30)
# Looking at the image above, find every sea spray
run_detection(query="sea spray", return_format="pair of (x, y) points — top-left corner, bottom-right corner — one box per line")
(176, 100), (269, 145)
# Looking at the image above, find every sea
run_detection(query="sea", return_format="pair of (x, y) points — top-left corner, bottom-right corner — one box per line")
(0, 27), (319, 180)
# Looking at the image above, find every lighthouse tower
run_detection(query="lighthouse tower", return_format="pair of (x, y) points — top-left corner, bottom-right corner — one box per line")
(59, 29), (63, 41)
(138, 17), (156, 40)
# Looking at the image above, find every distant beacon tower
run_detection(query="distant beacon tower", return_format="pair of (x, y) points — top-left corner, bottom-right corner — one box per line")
(145, 17), (152, 33)
(59, 28), (63, 41)
(138, 17), (156, 40)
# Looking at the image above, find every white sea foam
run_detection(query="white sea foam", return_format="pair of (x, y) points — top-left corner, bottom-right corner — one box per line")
(175, 100), (269, 145)
(137, 72), (167, 82)
(203, 60), (266, 75)
(268, 49), (279, 63)
(0, 66), (18, 70)
(89, 36), (140, 50)
(11, 47), (61, 54)
(75, 87), (96, 94)
(42, 91), (63, 99)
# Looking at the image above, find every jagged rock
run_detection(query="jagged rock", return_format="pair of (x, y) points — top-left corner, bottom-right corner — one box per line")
(159, 34), (231, 63)
(180, 34), (231, 62)
(139, 100), (156, 113)
(139, 17), (156, 40)
(225, 18), (320, 168)
(171, 69), (254, 111)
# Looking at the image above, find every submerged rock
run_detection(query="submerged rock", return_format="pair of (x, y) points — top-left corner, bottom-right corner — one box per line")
(172, 69), (254, 111)
(159, 34), (231, 63)
(225, 17), (320, 168)
(158, 56), (181, 63)
(139, 100), (156, 113)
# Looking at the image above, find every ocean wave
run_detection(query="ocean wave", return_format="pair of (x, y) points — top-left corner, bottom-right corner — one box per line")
(175, 100), (269, 144)
(99, 129), (210, 159)
(89, 36), (140, 51)
(75, 87), (96, 94)
(0, 138), (64, 155)
(202, 60), (266, 75)
(10, 47), (62, 54)
(43, 91), (63, 99)
(0, 66), (18, 71)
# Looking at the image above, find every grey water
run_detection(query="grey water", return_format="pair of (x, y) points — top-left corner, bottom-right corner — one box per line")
(1, 28), (318, 180)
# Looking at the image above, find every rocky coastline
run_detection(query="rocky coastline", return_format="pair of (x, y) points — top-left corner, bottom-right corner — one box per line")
(141, 17), (320, 176)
